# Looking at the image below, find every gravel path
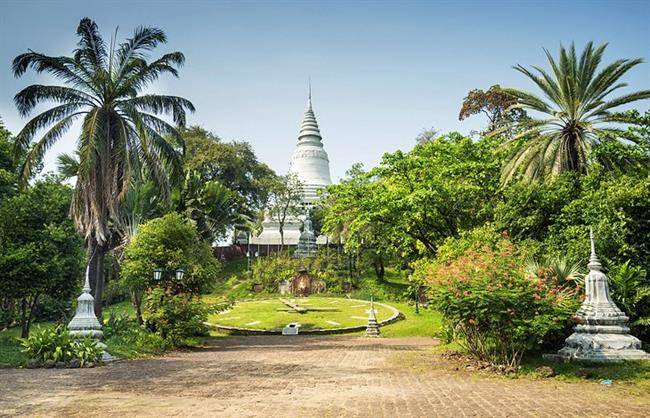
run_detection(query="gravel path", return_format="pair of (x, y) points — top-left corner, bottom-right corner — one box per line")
(1, 336), (649, 417)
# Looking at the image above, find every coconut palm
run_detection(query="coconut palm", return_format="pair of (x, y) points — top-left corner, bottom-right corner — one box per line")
(499, 42), (650, 183)
(12, 18), (194, 316)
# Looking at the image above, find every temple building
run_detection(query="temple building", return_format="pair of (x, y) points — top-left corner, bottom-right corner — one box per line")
(249, 86), (332, 248)
(289, 87), (332, 205)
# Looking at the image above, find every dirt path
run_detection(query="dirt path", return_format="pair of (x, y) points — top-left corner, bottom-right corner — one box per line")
(1, 336), (648, 417)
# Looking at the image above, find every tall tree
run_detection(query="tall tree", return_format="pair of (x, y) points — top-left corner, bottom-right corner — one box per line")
(459, 85), (526, 133)
(181, 126), (276, 218)
(267, 174), (303, 250)
(322, 134), (501, 259)
(12, 18), (194, 317)
(498, 42), (650, 183)
(0, 179), (84, 337)
(320, 164), (392, 280)
(0, 118), (17, 199)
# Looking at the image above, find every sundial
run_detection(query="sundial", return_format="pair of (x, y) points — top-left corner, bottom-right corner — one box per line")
(277, 299), (338, 314)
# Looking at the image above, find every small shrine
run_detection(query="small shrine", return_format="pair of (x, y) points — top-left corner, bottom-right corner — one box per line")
(68, 265), (104, 339)
(365, 298), (380, 337)
(291, 267), (313, 297)
(549, 230), (649, 362)
(294, 218), (318, 258)
(68, 263), (113, 361)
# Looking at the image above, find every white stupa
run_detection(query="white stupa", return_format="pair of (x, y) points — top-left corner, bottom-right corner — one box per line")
(289, 82), (332, 205)
(250, 84), (332, 247)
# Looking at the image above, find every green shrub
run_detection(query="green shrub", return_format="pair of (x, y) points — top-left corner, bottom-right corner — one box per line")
(546, 172), (650, 268)
(121, 213), (221, 322)
(20, 325), (103, 366)
(102, 312), (133, 339)
(104, 322), (169, 358)
(608, 261), (650, 342)
(250, 254), (300, 291)
(143, 288), (218, 347)
(424, 239), (579, 368)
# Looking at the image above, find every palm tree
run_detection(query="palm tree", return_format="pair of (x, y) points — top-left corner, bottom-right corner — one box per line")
(12, 18), (194, 316)
(499, 42), (650, 183)
(181, 170), (247, 242)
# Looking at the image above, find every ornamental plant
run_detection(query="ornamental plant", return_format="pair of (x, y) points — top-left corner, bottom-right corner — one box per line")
(121, 213), (221, 323)
(20, 325), (103, 367)
(250, 254), (300, 291)
(142, 288), (222, 347)
(425, 239), (579, 368)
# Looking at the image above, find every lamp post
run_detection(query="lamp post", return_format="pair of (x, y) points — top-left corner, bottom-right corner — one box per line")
(345, 248), (352, 279)
(153, 268), (185, 286)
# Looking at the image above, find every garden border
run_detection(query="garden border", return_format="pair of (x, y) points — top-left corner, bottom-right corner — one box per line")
(207, 298), (403, 335)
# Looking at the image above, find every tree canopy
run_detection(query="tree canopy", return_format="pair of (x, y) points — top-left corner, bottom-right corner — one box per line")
(11, 18), (194, 316)
(181, 126), (277, 218)
(322, 133), (501, 259)
(499, 42), (650, 183)
(0, 179), (84, 337)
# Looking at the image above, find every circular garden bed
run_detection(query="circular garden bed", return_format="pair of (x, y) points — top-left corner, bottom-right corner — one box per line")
(208, 297), (402, 335)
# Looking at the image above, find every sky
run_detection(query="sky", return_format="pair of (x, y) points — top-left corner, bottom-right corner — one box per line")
(1, 0), (649, 181)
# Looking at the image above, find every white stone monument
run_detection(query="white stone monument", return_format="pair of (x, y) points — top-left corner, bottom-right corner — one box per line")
(365, 298), (380, 337)
(550, 230), (649, 362)
(68, 264), (104, 339)
(250, 83), (332, 247)
(68, 263), (114, 361)
(294, 218), (318, 258)
(289, 82), (332, 206)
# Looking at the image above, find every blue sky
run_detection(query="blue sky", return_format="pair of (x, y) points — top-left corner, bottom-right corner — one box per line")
(1, 0), (649, 181)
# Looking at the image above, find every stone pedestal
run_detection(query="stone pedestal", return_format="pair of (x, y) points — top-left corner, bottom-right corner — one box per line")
(549, 231), (649, 362)
(365, 298), (380, 337)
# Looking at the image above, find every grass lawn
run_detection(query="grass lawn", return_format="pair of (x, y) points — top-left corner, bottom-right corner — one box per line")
(518, 355), (650, 395)
(0, 335), (26, 368)
(0, 322), (55, 368)
(380, 303), (443, 338)
(206, 258), (441, 336)
(209, 297), (396, 330)
(104, 300), (136, 317)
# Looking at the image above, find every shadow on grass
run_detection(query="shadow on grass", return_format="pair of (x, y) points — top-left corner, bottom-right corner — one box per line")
(521, 353), (650, 382)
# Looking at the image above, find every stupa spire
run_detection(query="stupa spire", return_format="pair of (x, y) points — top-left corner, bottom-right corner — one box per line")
(588, 228), (602, 271)
(298, 81), (322, 144)
(289, 81), (332, 204)
(308, 77), (312, 110)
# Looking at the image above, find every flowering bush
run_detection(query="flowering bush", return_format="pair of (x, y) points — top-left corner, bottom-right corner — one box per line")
(424, 239), (579, 368)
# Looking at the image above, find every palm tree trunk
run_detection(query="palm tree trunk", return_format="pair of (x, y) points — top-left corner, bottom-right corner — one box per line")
(567, 133), (581, 172)
(88, 239), (107, 319)
(94, 244), (107, 319)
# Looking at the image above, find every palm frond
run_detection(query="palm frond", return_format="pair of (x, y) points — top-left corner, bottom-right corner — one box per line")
(500, 43), (650, 183)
